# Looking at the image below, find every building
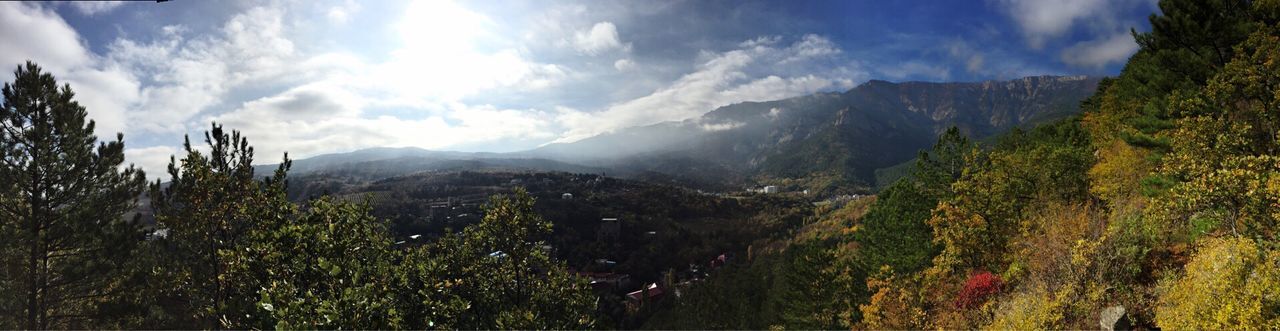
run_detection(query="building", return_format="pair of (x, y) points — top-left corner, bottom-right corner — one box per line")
(625, 283), (665, 310)
(574, 271), (633, 294)
(710, 253), (729, 268)
(763, 185), (779, 194)
(598, 217), (620, 242)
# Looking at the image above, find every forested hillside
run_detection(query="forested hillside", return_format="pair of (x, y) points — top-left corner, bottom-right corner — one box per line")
(0, 60), (808, 328)
(4, 0), (1280, 329)
(533, 76), (1099, 195)
(645, 0), (1280, 328)
(0, 63), (603, 329)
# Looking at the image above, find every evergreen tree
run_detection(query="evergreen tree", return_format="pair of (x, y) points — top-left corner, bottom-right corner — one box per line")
(854, 127), (971, 274)
(144, 123), (293, 328)
(0, 61), (147, 329)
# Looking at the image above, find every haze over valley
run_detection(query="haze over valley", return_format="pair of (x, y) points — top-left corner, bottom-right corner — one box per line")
(10, 0), (1280, 330)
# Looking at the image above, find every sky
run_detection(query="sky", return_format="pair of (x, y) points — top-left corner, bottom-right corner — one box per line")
(1, 0), (1159, 179)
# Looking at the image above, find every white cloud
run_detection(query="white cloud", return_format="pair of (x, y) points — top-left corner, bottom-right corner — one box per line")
(62, 66), (139, 136)
(994, 0), (1151, 71)
(996, 0), (1113, 49)
(942, 39), (1057, 79)
(0, 2), (137, 136)
(766, 107), (784, 119)
(0, 2), (91, 73)
(948, 41), (986, 73)
(1060, 32), (1138, 68)
(87, 0), (573, 175)
(783, 34), (840, 62)
(739, 35), (782, 48)
(614, 58), (635, 71)
(3, 0), (886, 177)
(880, 61), (951, 81)
(124, 146), (179, 181)
(211, 96), (557, 161)
(552, 35), (861, 143)
(327, 0), (360, 24)
(69, 1), (128, 16)
(700, 121), (744, 132)
(103, 6), (297, 134)
(573, 21), (631, 55)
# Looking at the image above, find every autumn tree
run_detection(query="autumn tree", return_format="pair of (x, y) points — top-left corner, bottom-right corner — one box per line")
(0, 61), (147, 329)
(1144, 24), (1280, 241)
(1156, 237), (1280, 328)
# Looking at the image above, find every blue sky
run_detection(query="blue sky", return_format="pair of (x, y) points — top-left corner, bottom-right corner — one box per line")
(1, 0), (1158, 178)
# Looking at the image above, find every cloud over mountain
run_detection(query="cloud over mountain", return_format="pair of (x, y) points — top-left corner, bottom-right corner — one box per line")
(0, 0), (1156, 179)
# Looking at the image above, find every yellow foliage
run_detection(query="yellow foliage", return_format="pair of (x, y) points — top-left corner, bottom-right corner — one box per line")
(858, 267), (930, 330)
(1155, 237), (1280, 329)
(985, 286), (1064, 330)
(1008, 203), (1101, 285)
(1088, 140), (1152, 203)
(928, 202), (991, 272)
(1081, 84), (1142, 149)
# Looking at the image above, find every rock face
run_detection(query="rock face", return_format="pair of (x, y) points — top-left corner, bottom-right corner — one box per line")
(1100, 306), (1130, 331)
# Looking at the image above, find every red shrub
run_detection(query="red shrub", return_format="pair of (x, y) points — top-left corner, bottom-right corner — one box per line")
(954, 271), (1002, 309)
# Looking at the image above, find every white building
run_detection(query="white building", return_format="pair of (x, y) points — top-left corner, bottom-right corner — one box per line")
(763, 185), (779, 194)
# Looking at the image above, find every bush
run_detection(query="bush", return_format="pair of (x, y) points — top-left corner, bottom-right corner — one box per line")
(955, 271), (1003, 309)
(1155, 237), (1280, 329)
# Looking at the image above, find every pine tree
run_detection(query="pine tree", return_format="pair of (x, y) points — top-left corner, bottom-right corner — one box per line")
(854, 127), (972, 274)
(0, 61), (147, 329)
(145, 122), (292, 328)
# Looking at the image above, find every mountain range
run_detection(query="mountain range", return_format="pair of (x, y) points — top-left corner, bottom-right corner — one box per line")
(268, 75), (1101, 195)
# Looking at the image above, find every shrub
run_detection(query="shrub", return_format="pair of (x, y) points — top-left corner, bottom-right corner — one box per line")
(955, 271), (1003, 309)
(1155, 236), (1280, 329)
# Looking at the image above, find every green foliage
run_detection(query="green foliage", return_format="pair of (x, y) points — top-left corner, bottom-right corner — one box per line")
(644, 240), (865, 330)
(1132, 0), (1258, 98)
(251, 197), (403, 329)
(854, 127), (971, 275)
(138, 124), (595, 329)
(858, 267), (930, 329)
(398, 188), (596, 329)
(652, 1), (1280, 329)
(143, 123), (295, 328)
(773, 242), (859, 329)
(0, 62), (147, 329)
(1146, 24), (1280, 241)
(930, 121), (1094, 272)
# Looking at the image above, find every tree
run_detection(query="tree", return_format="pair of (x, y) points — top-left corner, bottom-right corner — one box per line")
(928, 121), (1093, 272)
(398, 188), (596, 329)
(1148, 25), (1280, 240)
(252, 197), (403, 329)
(773, 242), (851, 329)
(1132, 0), (1258, 98)
(854, 127), (972, 274)
(1155, 236), (1280, 329)
(0, 61), (147, 329)
(145, 123), (293, 328)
